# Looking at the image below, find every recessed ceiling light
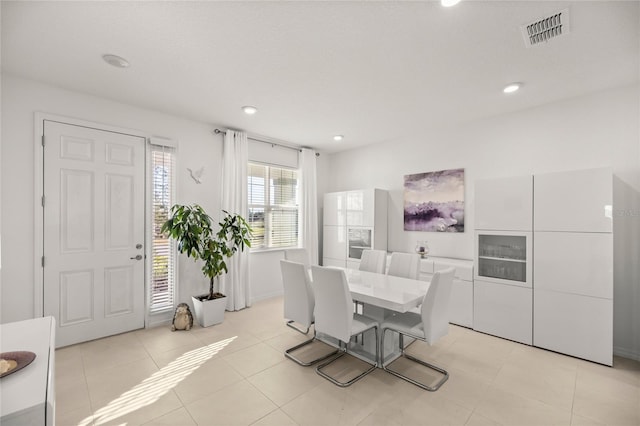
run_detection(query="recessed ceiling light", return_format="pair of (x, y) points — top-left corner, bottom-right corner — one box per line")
(503, 83), (522, 94)
(333, 135), (344, 141)
(242, 106), (258, 115)
(102, 54), (130, 68)
(441, 0), (461, 7)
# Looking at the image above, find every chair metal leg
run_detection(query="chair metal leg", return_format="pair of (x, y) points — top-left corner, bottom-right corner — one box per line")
(285, 330), (340, 366)
(315, 326), (379, 387)
(352, 302), (365, 345)
(380, 327), (449, 391)
(286, 320), (310, 335)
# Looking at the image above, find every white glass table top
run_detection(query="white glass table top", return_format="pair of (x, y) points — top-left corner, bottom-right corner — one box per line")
(343, 268), (430, 313)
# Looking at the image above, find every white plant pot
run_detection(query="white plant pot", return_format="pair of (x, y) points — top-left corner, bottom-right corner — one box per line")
(191, 295), (226, 327)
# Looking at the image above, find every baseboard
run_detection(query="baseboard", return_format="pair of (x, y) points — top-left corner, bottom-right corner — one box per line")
(146, 313), (173, 329)
(613, 345), (640, 361)
(251, 291), (283, 304)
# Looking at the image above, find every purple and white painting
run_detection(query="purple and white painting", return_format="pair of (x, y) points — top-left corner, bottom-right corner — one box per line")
(404, 168), (465, 232)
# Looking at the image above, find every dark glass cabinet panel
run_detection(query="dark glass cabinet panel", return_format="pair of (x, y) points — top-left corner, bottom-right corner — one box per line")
(478, 234), (527, 282)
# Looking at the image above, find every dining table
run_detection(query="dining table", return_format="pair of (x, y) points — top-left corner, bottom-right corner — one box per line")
(314, 267), (432, 367)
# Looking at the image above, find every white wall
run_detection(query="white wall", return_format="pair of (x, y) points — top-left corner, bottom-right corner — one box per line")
(321, 84), (640, 359)
(0, 74), (285, 325)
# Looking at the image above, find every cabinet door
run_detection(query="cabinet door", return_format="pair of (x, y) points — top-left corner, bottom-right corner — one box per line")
(475, 175), (533, 231)
(534, 232), (613, 299)
(435, 261), (473, 282)
(475, 231), (532, 288)
(419, 272), (434, 283)
(419, 259), (434, 275)
(534, 288), (612, 365)
(474, 280), (532, 344)
(534, 167), (612, 233)
(346, 260), (361, 270)
(323, 257), (346, 268)
(346, 189), (375, 227)
(323, 192), (346, 226)
(449, 279), (473, 328)
(322, 225), (346, 260)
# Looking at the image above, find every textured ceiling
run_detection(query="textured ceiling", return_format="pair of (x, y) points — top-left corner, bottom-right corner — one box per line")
(2, 1), (638, 153)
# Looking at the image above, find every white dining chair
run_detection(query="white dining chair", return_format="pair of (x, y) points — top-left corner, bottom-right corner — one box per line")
(311, 265), (380, 387)
(387, 252), (421, 280)
(281, 260), (338, 366)
(355, 249), (387, 316)
(359, 249), (387, 273)
(380, 267), (455, 391)
(284, 248), (311, 268)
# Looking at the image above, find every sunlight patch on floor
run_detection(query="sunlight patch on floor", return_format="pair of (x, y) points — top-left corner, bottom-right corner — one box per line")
(79, 336), (237, 426)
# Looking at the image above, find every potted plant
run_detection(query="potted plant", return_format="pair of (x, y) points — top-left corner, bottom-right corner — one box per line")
(162, 204), (252, 327)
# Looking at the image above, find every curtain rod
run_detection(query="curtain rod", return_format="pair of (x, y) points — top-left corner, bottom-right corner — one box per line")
(213, 128), (320, 156)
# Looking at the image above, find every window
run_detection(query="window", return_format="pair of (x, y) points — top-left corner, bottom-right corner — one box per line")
(150, 143), (176, 313)
(248, 163), (299, 249)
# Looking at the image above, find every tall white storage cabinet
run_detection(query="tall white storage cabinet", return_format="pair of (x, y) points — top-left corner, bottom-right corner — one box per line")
(322, 191), (347, 268)
(322, 189), (387, 268)
(474, 176), (533, 345)
(533, 167), (613, 365)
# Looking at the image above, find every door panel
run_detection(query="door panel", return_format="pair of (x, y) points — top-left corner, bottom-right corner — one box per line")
(59, 270), (94, 326)
(61, 169), (95, 252)
(43, 120), (145, 347)
(105, 173), (135, 249)
(105, 266), (135, 316)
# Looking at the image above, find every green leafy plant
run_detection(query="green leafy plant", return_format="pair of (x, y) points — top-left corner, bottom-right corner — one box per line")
(161, 204), (252, 300)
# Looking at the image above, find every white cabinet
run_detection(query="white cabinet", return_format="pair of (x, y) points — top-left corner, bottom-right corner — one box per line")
(322, 189), (387, 268)
(475, 175), (533, 231)
(420, 257), (474, 328)
(474, 280), (532, 345)
(322, 225), (346, 261)
(473, 231), (533, 344)
(534, 289), (613, 365)
(0, 317), (56, 426)
(347, 190), (376, 227)
(475, 231), (532, 287)
(533, 167), (613, 365)
(474, 176), (533, 344)
(534, 167), (612, 233)
(472, 168), (615, 364)
(323, 191), (346, 227)
(534, 232), (613, 299)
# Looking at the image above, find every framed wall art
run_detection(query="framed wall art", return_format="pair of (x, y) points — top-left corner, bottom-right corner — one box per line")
(404, 168), (465, 232)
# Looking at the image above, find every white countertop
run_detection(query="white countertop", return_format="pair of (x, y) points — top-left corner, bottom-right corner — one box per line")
(0, 317), (55, 425)
(344, 268), (430, 313)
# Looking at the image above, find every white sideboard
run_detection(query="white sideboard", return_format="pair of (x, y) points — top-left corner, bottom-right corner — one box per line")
(419, 256), (474, 328)
(0, 317), (56, 426)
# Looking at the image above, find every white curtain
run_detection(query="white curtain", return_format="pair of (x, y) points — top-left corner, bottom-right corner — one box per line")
(220, 130), (250, 311)
(300, 148), (319, 265)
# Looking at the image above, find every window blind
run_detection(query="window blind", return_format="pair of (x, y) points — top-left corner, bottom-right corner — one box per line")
(150, 145), (176, 313)
(248, 162), (299, 249)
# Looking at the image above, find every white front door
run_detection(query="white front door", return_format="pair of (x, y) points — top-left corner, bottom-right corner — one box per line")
(43, 120), (146, 347)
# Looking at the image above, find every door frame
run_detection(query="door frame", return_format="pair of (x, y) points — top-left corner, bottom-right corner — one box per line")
(33, 113), (153, 322)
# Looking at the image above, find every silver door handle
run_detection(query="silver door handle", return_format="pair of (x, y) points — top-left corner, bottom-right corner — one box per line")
(130, 254), (143, 260)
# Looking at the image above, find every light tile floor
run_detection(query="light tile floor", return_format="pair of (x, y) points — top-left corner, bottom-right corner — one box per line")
(55, 296), (640, 426)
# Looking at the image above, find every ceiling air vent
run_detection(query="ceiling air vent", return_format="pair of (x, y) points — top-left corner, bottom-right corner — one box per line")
(520, 8), (570, 47)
